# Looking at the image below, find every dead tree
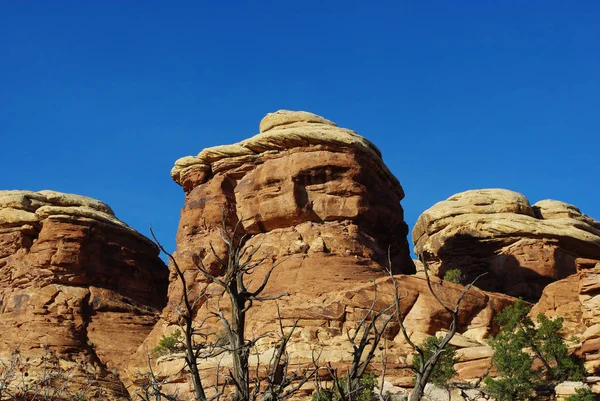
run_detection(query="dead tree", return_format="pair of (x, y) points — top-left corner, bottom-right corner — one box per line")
(192, 215), (290, 401)
(388, 254), (485, 401)
(0, 348), (20, 400)
(133, 353), (180, 401)
(254, 307), (319, 401)
(325, 282), (394, 401)
(151, 228), (214, 401)
(152, 213), (314, 401)
(0, 345), (103, 401)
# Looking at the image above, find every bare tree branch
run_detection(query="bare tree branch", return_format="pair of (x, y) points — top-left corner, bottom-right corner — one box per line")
(387, 249), (486, 401)
(150, 226), (207, 401)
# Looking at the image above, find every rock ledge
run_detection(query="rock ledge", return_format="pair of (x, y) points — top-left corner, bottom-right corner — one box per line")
(170, 110), (401, 197)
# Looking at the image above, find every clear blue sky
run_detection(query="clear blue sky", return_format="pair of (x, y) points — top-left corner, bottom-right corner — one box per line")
(1, 2), (598, 256)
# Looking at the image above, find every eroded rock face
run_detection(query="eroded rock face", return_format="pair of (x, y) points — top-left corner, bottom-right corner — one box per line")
(0, 190), (168, 399)
(413, 189), (600, 300)
(168, 110), (414, 309)
(129, 111), (519, 396)
(139, 274), (515, 395)
(532, 258), (600, 374)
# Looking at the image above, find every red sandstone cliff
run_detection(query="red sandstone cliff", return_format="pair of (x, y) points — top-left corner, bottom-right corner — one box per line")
(129, 111), (523, 397)
(0, 190), (168, 399)
(413, 189), (600, 301)
(2, 111), (600, 400)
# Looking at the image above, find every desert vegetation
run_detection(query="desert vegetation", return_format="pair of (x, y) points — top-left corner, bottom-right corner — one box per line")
(140, 215), (568, 401)
(0, 345), (116, 401)
(0, 256), (589, 401)
(0, 192), (594, 401)
(0, 237), (588, 401)
(484, 300), (586, 401)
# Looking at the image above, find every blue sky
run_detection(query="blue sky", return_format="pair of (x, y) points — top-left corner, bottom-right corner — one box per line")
(1, 2), (598, 256)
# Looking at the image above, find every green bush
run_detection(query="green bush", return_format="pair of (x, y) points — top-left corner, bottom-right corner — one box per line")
(443, 269), (462, 284)
(312, 388), (334, 401)
(535, 314), (584, 381)
(484, 300), (585, 401)
(485, 374), (536, 401)
(152, 329), (183, 357)
(565, 387), (596, 401)
(413, 336), (457, 387)
(312, 373), (376, 401)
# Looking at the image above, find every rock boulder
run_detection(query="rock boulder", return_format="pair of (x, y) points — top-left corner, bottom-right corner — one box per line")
(532, 258), (600, 374)
(413, 189), (600, 300)
(0, 190), (168, 399)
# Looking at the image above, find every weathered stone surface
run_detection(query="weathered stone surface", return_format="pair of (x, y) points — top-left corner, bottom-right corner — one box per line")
(128, 111), (521, 397)
(380, 381), (410, 400)
(0, 190), (168, 399)
(166, 111), (415, 319)
(532, 258), (600, 374)
(413, 189), (600, 300)
(134, 271), (516, 395)
(259, 110), (337, 133)
(419, 383), (492, 401)
(170, 110), (400, 198)
(555, 381), (590, 401)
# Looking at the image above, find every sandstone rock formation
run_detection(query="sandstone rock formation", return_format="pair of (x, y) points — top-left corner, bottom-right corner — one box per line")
(3, 111), (599, 400)
(167, 110), (415, 311)
(0, 190), (168, 399)
(129, 111), (521, 397)
(140, 274), (515, 396)
(532, 257), (600, 374)
(413, 189), (600, 300)
(554, 381), (595, 401)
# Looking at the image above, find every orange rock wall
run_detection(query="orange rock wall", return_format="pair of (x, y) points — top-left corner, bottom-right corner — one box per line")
(0, 191), (168, 399)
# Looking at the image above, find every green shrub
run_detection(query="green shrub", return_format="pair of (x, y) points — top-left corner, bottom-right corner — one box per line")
(312, 388), (334, 401)
(535, 314), (584, 381)
(413, 336), (457, 387)
(484, 374), (535, 401)
(152, 329), (183, 357)
(443, 269), (462, 284)
(312, 373), (376, 401)
(485, 300), (585, 401)
(565, 387), (596, 401)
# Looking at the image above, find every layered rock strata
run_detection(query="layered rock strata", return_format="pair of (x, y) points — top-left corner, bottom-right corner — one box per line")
(167, 110), (415, 311)
(0, 190), (168, 399)
(131, 111), (519, 396)
(532, 257), (600, 374)
(150, 275), (515, 395)
(413, 189), (600, 300)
